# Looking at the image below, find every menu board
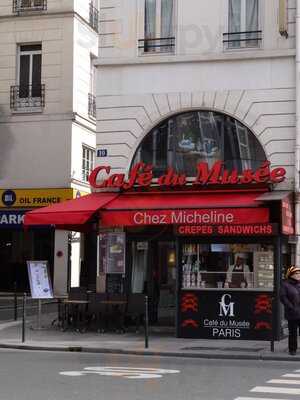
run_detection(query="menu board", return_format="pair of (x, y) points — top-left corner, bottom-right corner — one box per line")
(99, 233), (108, 274)
(99, 232), (125, 274)
(27, 261), (53, 299)
(253, 251), (274, 289)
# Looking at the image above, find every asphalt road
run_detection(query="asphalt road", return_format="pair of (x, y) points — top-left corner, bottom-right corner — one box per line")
(0, 350), (300, 400)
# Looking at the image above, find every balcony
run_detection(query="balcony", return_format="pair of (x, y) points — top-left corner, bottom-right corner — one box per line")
(89, 2), (99, 33)
(223, 31), (262, 49)
(88, 93), (96, 119)
(138, 37), (175, 55)
(10, 84), (45, 112)
(13, 0), (47, 13)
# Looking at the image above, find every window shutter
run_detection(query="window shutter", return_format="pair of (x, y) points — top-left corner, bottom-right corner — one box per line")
(279, 0), (288, 38)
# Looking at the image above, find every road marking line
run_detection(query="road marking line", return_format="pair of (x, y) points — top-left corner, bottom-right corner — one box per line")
(60, 371), (162, 379)
(60, 366), (180, 380)
(282, 374), (300, 378)
(84, 367), (180, 374)
(267, 379), (300, 385)
(235, 397), (290, 400)
(251, 386), (300, 395)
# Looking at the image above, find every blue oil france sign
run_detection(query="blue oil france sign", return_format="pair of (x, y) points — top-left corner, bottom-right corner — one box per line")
(0, 211), (25, 228)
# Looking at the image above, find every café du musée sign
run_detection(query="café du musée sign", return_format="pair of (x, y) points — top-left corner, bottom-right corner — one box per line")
(179, 291), (272, 340)
(89, 160), (286, 189)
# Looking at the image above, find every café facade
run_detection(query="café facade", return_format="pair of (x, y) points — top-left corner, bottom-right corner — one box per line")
(25, 110), (295, 341)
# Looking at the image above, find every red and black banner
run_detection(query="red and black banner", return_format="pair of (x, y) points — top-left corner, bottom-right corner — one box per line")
(179, 290), (273, 340)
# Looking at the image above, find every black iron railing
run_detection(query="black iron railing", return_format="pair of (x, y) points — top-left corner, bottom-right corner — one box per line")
(13, 0), (47, 13)
(138, 37), (175, 54)
(89, 2), (99, 32)
(88, 93), (96, 118)
(10, 84), (45, 110)
(223, 31), (262, 48)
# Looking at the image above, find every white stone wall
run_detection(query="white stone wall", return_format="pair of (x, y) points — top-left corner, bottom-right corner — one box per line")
(0, 0), (98, 189)
(96, 57), (296, 191)
(98, 0), (296, 59)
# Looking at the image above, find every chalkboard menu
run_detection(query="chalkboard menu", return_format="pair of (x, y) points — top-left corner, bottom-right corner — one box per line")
(106, 274), (123, 294)
(99, 232), (125, 274)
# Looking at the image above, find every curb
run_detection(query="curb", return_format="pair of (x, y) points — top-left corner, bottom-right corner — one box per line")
(0, 342), (299, 361)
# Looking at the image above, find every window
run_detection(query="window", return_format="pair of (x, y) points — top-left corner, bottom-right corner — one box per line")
(10, 44), (45, 111)
(88, 55), (96, 118)
(224, 0), (261, 49)
(82, 146), (95, 182)
(132, 110), (266, 178)
(139, 0), (175, 54)
(89, 1), (99, 32)
(13, 0), (47, 13)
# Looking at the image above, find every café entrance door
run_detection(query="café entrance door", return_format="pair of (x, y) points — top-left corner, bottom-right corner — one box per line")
(130, 239), (177, 328)
(151, 241), (177, 327)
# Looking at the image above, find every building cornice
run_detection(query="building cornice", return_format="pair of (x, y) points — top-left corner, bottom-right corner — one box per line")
(95, 48), (296, 67)
(0, 10), (98, 37)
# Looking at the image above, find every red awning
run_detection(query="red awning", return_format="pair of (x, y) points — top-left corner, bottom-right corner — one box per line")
(24, 189), (268, 230)
(99, 190), (268, 227)
(24, 192), (118, 231)
(103, 191), (265, 210)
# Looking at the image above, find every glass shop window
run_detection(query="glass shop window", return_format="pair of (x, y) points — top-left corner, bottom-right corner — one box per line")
(181, 243), (274, 290)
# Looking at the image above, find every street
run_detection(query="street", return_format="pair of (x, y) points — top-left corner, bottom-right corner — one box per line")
(0, 350), (300, 400)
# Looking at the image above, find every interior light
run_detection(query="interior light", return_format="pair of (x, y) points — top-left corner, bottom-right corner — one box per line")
(168, 250), (176, 265)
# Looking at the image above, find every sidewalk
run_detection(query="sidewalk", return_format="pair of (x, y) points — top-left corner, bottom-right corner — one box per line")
(0, 312), (297, 362)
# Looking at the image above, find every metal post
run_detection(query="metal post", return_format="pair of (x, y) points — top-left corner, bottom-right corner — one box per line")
(271, 296), (275, 352)
(14, 281), (17, 321)
(145, 295), (149, 349)
(37, 299), (42, 330)
(270, 339), (275, 352)
(22, 292), (27, 343)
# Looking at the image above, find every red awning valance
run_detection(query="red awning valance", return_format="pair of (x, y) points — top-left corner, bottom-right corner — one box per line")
(99, 190), (269, 227)
(24, 189), (268, 230)
(24, 192), (118, 231)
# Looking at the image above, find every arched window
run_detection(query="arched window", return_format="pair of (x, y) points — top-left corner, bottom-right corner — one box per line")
(132, 110), (266, 177)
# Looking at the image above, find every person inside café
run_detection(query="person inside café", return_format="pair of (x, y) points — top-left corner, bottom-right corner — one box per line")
(225, 253), (251, 288)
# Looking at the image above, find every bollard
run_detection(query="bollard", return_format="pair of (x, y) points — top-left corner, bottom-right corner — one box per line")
(13, 281), (17, 321)
(270, 339), (275, 352)
(145, 295), (149, 349)
(22, 292), (27, 343)
(37, 299), (42, 330)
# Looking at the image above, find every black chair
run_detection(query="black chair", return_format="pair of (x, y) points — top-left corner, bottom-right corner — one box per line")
(105, 294), (127, 333)
(88, 293), (108, 333)
(125, 293), (145, 333)
(68, 287), (88, 300)
(64, 287), (88, 332)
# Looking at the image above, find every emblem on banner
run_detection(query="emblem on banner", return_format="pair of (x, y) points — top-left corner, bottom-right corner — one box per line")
(219, 294), (235, 317)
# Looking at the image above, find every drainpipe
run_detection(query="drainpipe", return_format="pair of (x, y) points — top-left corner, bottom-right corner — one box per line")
(295, 0), (300, 265)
